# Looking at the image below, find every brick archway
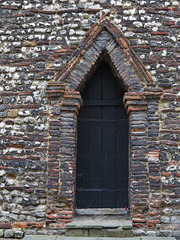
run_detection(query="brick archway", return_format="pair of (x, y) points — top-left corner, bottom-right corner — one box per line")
(46, 19), (162, 230)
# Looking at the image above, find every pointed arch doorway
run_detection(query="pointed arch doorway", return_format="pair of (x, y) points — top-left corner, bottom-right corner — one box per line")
(76, 61), (129, 209)
(46, 20), (160, 228)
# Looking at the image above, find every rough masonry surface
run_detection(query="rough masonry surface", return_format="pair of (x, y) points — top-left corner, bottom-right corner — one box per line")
(0, 0), (179, 238)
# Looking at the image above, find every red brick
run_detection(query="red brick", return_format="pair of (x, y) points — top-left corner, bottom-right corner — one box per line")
(49, 223), (66, 229)
(0, 223), (11, 229)
(47, 215), (57, 219)
(13, 222), (27, 228)
(27, 222), (44, 228)
(58, 219), (72, 223)
(151, 32), (169, 35)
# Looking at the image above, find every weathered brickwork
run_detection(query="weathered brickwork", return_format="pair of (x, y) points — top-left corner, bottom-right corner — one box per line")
(0, 0), (179, 238)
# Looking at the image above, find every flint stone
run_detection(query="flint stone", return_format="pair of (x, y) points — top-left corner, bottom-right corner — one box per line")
(161, 216), (170, 223)
(22, 197), (31, 206)
(173, 231), (180, 237)
(36, 205), (46, 212)
(36, 230), (48, 235)
(14, 231), (24, 238)
(147, 231), (157, 236)
(11, 190), (21, 197)
(0, 112), (7, 117)
(159, 230), (172, 237)
(23, 40), (36, 47)
(36, 212), (46, 218)
(133, 229), (146, 236)
(4, 229), (14, 238)
(171, 216), (180, 223)
(55, 203), (66, 208)
(24, 230), (36, 235)
(0, 104), (7, 111)
(46, 230), (58, 234)
(0, 230), (4, 237)
(0, 170), (6, 176)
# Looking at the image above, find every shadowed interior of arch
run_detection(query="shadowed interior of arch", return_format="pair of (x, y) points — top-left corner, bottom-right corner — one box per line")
(75, 51), (128, 93)
(75, 60), (129, 209)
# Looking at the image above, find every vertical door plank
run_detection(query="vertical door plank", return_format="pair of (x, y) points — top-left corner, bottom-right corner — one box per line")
(102, 106), (116, 208)
(116, 106), (129, 207)
(101, 63), (116, 100)
(77, 107), (89, 189)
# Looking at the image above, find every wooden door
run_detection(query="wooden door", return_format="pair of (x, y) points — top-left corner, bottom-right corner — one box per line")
(76, 62), (129, 208)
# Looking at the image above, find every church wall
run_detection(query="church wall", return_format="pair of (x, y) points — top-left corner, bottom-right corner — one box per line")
(0, 0), (179, 238)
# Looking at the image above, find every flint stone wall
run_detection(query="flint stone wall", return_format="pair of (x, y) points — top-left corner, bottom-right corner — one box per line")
(0, 0), (179, 238)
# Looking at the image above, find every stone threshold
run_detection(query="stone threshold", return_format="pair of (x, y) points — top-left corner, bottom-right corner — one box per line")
(23, 236), (176, 240)
(75, 208), (127, 216)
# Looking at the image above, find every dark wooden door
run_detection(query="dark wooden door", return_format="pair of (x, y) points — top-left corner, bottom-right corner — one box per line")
(76, 62), (129, 208)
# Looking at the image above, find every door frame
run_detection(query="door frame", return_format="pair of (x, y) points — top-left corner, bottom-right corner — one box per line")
(46, 87), (150, 220)
(46, 20), (162, 229)
(46, 67), (162, 228)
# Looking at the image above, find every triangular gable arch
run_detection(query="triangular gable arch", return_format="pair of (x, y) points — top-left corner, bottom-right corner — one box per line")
(47, 19), (154, 99)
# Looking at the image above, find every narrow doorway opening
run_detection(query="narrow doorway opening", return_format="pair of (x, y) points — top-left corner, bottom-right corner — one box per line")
(75, 61), (129, 211)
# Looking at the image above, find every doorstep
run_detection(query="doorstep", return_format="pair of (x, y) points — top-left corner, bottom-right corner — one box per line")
(66, 219), (133, 238)
(66, 208), (132, 238)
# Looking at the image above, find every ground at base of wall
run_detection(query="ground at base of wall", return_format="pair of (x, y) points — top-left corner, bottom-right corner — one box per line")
(22, 236), (177, 240)
(0, 230), (180, 239)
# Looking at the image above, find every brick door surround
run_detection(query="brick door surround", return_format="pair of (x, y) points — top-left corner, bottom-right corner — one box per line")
(46, 19), (162, 230)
